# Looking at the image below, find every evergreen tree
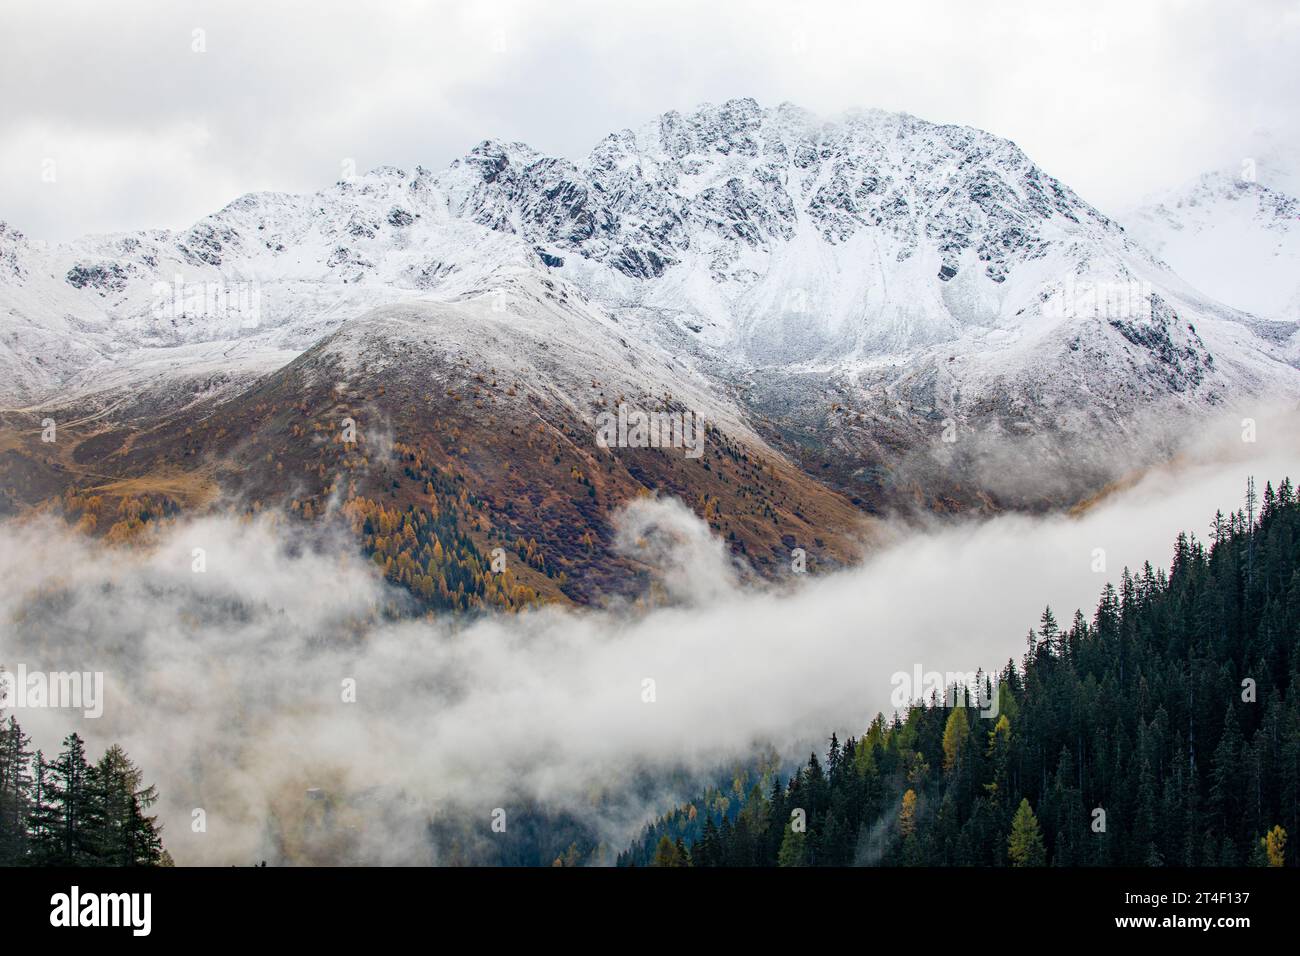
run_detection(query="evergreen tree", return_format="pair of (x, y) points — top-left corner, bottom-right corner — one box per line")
(0, 715), (34, 864)
(95, 745), (167, 867)
(46, 733), (103, 865)
(777, 821), (807, 867)
(650, 834), (679, 867)
(1008, 798), (1046, 867)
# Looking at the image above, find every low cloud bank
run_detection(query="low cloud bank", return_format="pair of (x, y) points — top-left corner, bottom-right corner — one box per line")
(0, 408), (1296, 864)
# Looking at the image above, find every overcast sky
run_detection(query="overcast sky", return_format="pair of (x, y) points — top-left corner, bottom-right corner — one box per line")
(1, 0), (1297, 241)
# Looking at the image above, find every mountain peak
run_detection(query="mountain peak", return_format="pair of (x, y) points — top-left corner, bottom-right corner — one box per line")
(1, 99), (1293, 412)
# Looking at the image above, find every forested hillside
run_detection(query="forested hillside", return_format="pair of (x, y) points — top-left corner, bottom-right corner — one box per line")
(621, 478), (1300, 867)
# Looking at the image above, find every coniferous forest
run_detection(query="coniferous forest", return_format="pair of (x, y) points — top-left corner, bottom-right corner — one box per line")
(620, 479), (1300, 867)
(0, 723), (170, 867)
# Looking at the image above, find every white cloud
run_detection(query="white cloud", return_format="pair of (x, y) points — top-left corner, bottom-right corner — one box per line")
(1, 0), (1297, 239)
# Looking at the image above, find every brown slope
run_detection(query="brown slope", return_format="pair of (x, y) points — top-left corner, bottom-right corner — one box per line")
(0, 302), (872, 605)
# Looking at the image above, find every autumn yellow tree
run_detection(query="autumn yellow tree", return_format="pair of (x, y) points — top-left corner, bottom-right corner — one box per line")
(1262, 825), (1287, 867)
(899, 788), (918, 839)
(942, 704), (969, 772)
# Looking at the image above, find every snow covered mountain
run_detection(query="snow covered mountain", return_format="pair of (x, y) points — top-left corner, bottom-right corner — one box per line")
(1124, 169), (1300, 326)
(2, 98), (1298, 523)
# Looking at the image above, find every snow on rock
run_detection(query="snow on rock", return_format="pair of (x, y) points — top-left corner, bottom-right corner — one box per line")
(1, 99), (1297, 441)
(1124, 170), (1300, 324)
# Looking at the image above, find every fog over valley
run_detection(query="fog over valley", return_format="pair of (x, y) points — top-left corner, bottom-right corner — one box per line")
(2, 409), (1294, 864)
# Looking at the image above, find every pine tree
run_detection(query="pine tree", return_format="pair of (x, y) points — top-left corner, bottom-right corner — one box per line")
(1209, 704), (1243, 833)
(777, 821), (807, 867)
(942, 705), (970, 773)
(670, 836), (690, 867)
(899, 788), (918, 839)
(695, 815), (719, 867)
(650, 834), (680, 867)
(95, 745), (166, 867)
(45, 733), (103, 865)
(28, 751), (61, 865)
(1008, 798), (1046, 867)
(0, 715), (34, 864)
(985, 715), (1013, 814)
(1039, 606), (1060, 650)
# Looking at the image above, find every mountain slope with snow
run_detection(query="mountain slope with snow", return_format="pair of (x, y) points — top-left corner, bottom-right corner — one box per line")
(2, 98), (1298, 518)
(1124, 170), (1300, 325)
